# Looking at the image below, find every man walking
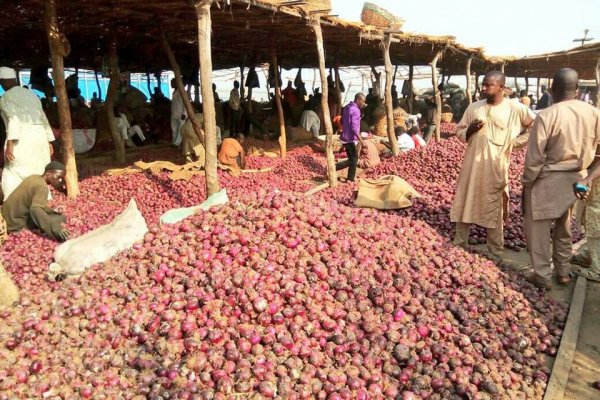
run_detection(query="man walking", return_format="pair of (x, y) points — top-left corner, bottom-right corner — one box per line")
(451, 71), (535, 256)
(337, 93), (366, 182)
(522, 68), (600, 289)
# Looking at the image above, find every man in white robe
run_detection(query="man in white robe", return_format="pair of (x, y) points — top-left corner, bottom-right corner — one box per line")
(450, 71), (535, 256)
(170, 79), (187, 147)
(0, 67), (55, 201)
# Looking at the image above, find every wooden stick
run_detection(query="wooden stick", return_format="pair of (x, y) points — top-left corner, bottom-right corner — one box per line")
(146, 71), (152, 98)
(407, 63), (414, 114)
(383, 33), (399, 155)
(537, 76), (541, 103)
(271, 48), (287, 158)
(595, 58), (600, 108)
(465, 55), (473, 106)
(310, 15), (337, 188)
(430, 50), (443, 141)
(239, 64), (246, 102)
(94, 69), (102, 100)
(543, 276), (587, 400)
(104, 36), (126, 163)
(43, 0), (79, 198)
(192, 0), (220, 197)
(525, 72), (529, 95)
(334, 64), (342, 116)
(160, 35), (205, 144)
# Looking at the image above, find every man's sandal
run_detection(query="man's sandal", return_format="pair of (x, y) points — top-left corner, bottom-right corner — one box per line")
(570, 254), (591, 268)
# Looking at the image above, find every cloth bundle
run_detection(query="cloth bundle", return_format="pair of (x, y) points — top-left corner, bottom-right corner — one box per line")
(355, 175), (420, 210)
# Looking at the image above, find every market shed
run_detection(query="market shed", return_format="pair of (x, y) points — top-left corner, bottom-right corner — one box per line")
(504, 42), (600, 80)
(0, 0), (498, 197)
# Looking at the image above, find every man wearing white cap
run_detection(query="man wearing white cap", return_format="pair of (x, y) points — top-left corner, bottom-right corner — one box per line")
(0, 67), (55, 201)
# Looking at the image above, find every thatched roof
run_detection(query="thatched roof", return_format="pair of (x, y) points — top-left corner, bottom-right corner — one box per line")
(504, 42), (600, 80)
(0, 0), (498, 75)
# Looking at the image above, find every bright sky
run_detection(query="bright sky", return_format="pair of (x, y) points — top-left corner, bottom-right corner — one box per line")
(330, 0), (600, 57)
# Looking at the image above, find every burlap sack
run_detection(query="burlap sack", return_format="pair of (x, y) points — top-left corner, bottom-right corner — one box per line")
(355, 175), (420, 209)
(373, 117), (387, 137)
(0, 262), (20, 307)
(288, 127), (314, 142)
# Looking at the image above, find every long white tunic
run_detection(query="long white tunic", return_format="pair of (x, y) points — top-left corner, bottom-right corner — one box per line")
(451, 99), (534, 228)
(0, 87), (54, 200)
(171, 91), (187, 146)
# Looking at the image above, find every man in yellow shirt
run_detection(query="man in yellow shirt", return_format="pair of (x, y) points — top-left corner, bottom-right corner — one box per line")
(218, 135), (246, 171)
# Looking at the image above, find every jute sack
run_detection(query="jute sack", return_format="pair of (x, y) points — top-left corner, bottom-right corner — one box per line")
(288, 127), (314, 142)
(355, 175), (420, 210)
(0, 262), (20, 307)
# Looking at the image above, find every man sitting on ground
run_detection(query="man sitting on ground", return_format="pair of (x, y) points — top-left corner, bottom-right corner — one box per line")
(218, 135), (246, 171)
(396, 126), (415, 152)
(2, 161), (70, 242)
(408, 126), (426, 148)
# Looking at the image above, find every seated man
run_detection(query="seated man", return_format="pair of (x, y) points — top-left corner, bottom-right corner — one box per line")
(114, 107), (147, 146)
(218, 135), (246, 170)
(396, 126), (415, 152)
(2, 161), (70, 242)
(299, 107), (321, 138)
(336, 139), (381, 172)
(408, 126), (426, 148)
(180, 113), (206, 164)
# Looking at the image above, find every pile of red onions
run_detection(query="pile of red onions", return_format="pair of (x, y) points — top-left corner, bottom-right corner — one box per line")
(0, 185), (566, 398)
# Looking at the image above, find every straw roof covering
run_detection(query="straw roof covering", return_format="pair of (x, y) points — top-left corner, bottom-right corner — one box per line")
(0, 0), (498, 75)
(504, 42), (600, 80)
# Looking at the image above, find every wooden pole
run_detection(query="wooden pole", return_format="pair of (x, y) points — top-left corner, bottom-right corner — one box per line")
(192, 0), (220, 196)
(537, 76), (541, 102)
(104, 37), (126, 163)
(161, 35), (205, 144)
(146, 71), (152, 97)
(431, 50), (443, 141)
(475, 72), (480, 96)
(383, 33), (399, 155)
(525, 72), (529, 94)
(465, 55), (473, 106)
(514, 76), (519, 92)
(271, 50), (286, 158)
(595, 58), (600, 108)
(239, 65), (246, 102)
(407, 63), (414, 114)
(43, 0), (79, 198)
(334, 64), (342, 115)
(500, 62), (506, 73)
(94, 69), (102, 100)
(310, 15), (337, 188)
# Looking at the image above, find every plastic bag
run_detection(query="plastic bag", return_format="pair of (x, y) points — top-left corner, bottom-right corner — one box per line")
(48, 199), (148, 280)
(160, 189), (229, 225)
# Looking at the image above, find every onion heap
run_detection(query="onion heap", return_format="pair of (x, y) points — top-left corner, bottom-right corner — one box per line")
(1, 187), (566, 399)
(319, 137), (534, 251)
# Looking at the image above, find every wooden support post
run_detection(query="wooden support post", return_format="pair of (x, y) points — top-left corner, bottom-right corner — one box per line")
(310, 15), (337, 188)
(161, 35), (205, 144)
(194, 83), (200, 105)
(474, 72), (480, 96)
(146, 71), (152, 97)
(465, 55), (473, 106)
(514, 76), (520, 92)
(595, 58), (600, 108)
(525, 72), (529, 94)
(271, 50), (286, 158)
(104, 37), (126, 164)
(430, 50), (443, 141)
(94, 69), (102, 100)
(239, 65), (246, 102)
(192, 0), (220, 196)
(537, 76), (541, 102)
(383, 33), (399, 155)
(500, 62), (506, 73)
(154, 72), (162, 92)
(407, 63), (414, 114)
(44, 0), (79, 197)
(334, 64), (342, 116)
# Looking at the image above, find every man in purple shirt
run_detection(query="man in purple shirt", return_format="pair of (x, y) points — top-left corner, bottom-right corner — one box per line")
(338, 93), (367, 182)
